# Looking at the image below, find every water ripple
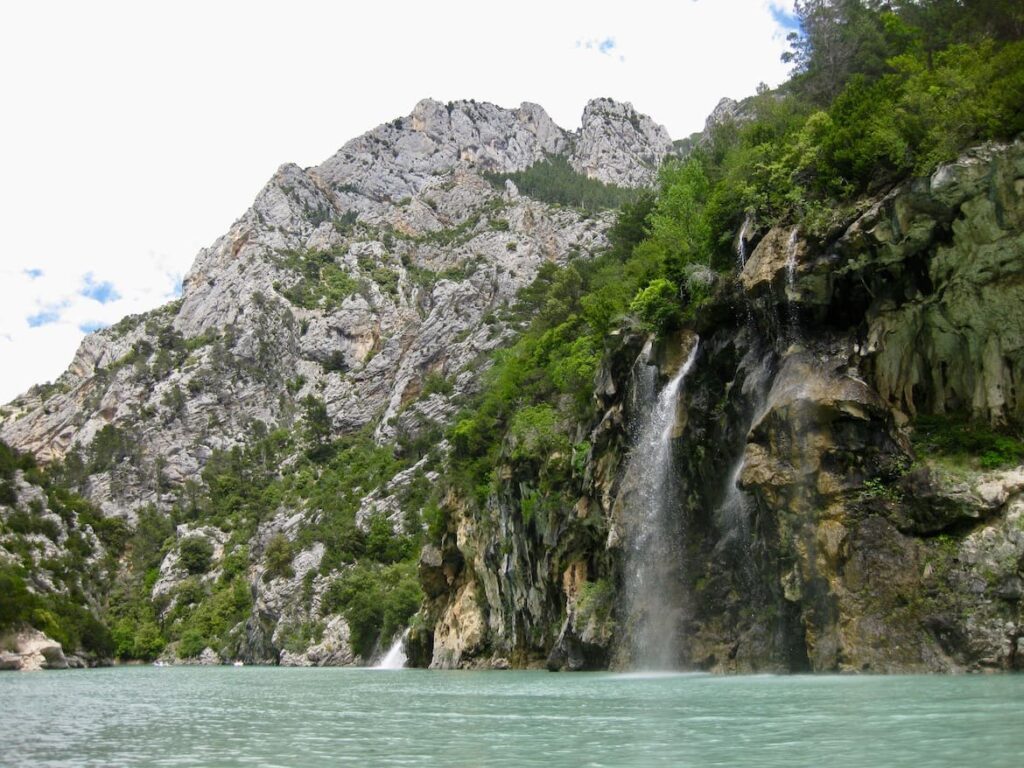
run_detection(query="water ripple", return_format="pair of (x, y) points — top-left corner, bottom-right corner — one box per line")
(1, 668), (1023, 767)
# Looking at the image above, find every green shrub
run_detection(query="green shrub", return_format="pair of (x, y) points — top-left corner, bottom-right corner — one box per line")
(629, 278), (682, 334)
(178, 628), (206, 658)
(263, 533), (295, 580)
(370, 267), (399, 297)
(131, 505), (174, 572)
(321, 561), (422, 659)
(365, 515), (415, 564)
(0, 564), (34, 632)
(132, 621), (166, 660)
(178, 536), (215, 575)
(912, 413), (1024, 469)
(508, 405), (570, 463)
(88, 425), (137, 473)
(421, 372), (454, 397)
(278, 620), (325, 654)
(483, 154), (637, 211)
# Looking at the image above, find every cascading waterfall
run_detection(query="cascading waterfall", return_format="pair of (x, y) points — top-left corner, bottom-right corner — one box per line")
(713, 350), (774, 544)
(785, 227), (800, 339)
(622, 340), (700, 670)
(736, 216), (753, 269)
(376, 631), (408, 669)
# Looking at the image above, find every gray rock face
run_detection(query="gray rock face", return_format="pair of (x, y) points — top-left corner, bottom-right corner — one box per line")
(0, 96), (671, 664)
(416, 138), (1024, 674)
(2, 98), (660, 522)
(570, 98), (673, 187)
(0, 629), (68, 672)
(742, 138), (1024, 426)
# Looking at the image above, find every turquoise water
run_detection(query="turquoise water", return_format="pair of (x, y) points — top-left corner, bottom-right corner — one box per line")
(2, 668), (1022, 767)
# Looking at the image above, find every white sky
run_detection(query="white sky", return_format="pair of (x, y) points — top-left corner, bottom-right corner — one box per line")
(0, 0), (796, 404)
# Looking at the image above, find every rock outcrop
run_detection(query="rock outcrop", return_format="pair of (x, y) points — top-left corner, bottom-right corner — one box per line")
(569, 98), (673, 187)
(0, 97), (671, 665)
(0, 629), (69, 672)
(417, 139), (1024, 673)
(5, 93), (1021, 674)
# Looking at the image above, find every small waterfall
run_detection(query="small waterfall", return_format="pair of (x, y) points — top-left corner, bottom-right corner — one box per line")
(622, 340), (700, 670)
(713, 348), (773, 551)
(376, 632), (407, 669)
(785, 227), (800, 340)
(736, 216), (753, 270)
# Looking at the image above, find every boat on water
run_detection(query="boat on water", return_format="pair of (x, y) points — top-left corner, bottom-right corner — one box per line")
(233, 661), (244, 667)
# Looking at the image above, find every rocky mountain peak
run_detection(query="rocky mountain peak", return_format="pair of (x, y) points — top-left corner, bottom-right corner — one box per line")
(2, 94), (661, 515)
(570, 97), (673, 187)
(0, 95), (675, 665)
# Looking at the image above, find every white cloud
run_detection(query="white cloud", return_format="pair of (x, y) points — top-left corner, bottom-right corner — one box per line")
(0, 0), (793, 403)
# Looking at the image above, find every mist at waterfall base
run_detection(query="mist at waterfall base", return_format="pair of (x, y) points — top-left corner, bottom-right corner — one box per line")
(3, 667), (1022, 767)
(621, 340), (699, 670)
(376, 633), (408, 669)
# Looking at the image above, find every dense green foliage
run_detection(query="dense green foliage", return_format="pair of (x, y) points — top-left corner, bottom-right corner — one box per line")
(441, 0), (1024, 527)
(912, 414), (1024, 470)
(446, 197), (656, 512)
(698, 0), (1024, 243)
(178, 536), (215, 575)
(0, 441), (115, 656)
(484, 154), (637, 211)
(321, 561), (422, 659)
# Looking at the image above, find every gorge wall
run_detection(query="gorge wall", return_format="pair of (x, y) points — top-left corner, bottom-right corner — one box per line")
(2, 94), (1022, 673)
(417, 138), (1024, 673)
(0, 97), (673, 666)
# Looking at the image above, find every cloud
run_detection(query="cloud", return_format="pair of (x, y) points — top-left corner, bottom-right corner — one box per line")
(576, 36), (624, 62)
(769, 1), (801, 32)
(0, 0), (795, 404)
(81, 273), (122, 304)
(0, 261), (181, 402)
(27, 307), (64, 328)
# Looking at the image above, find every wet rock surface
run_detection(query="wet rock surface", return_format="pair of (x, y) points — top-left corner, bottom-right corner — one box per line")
(422, 139), (1024, 672)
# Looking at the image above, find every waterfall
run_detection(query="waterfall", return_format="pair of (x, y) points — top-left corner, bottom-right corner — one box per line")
(736, 216), (753, 270)
(713, 348), (774, 551)
(622, 340), (700, 670)
(785, 227), (800, 339)
(376, 632), (407, 669)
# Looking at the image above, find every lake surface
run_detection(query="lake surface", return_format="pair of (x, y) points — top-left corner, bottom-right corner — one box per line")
(2, 667), (1022, 767)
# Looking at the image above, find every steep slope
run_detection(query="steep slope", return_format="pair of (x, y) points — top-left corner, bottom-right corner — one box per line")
(0, 98), (672, 664)
(416, 138), (1024, 672)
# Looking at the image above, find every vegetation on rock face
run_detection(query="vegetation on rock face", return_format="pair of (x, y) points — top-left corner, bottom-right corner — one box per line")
(3, 0), (1022, 671)
(424, 0), (1024, 669)
(484, 154), (637, 211)
(912, 414), (1024, 470)
(698, 0), (1024, 241)
(273, 247), (361, 310)
(321, 560), (422, 659)
(178, 536), (214, 575)
(0, 441), (116, 657)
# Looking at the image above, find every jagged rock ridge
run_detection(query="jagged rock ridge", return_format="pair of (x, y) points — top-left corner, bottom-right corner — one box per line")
(0, 97), (673, 665)
(418, 138), (1024, 673)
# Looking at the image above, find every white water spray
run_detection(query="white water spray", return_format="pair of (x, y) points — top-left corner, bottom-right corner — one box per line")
(785, 227), (800, 339)
(736, 216), (753, 270)
(622, 340), (700, 670)
(376, 632), (408, 669)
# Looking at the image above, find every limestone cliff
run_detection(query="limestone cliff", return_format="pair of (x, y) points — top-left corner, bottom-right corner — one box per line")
(0, 98), (672, 665)
(417, 138), (1024, 673)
